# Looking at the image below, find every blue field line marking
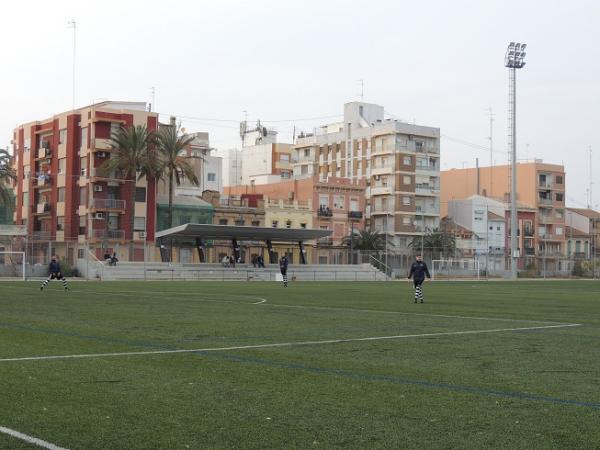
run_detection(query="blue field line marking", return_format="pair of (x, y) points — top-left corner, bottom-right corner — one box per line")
(193, 351), (600, 410)
(0, 322), (170, 351)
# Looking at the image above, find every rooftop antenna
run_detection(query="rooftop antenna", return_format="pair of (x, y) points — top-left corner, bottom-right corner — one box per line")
(357, 79), (364, 101)
(590, 146), (594, 209)
(487, 107), (495, 194)
(67, 19), (77, 110)
(149, 86), (155, 112)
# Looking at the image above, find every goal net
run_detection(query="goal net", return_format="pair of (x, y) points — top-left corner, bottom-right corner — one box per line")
(432, 259), (480, 280)
(0, 251), (26, 281)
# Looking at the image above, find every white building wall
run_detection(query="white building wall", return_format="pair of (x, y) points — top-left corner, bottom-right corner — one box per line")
(241, 144), (273, 185)
(216, 148), (242, 187)
(565, 210), (590, 234)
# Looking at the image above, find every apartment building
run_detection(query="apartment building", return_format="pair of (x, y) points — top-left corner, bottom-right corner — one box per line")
(177, 132), (223, 194)
(292, 102), (440, 249)
(441, 160), (566, 269)
(217, 148), (243, 187)
(225, 176), (365, 263)
(565, 208), (600, 259)
(11, 101), (158, 262)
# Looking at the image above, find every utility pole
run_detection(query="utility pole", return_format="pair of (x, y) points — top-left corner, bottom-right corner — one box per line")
(505, 42), (527, 279)
(589, 146), (593, 209)
(488, 107), (494, 195)
(68, 19), (77, 110)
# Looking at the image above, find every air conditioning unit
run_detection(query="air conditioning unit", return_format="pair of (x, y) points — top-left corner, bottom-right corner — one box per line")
(94, 185), (103, 192)
(97, 152), (107, 158)
(139, 231), (146, 239)
(94, 212), (105, 220)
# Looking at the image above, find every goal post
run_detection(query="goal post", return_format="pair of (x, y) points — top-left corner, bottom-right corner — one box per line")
(432, 259), (480, 281)
(0, 251), (26, 281)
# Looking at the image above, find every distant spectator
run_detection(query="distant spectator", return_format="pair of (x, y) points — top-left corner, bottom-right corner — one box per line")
(230, 254), (236, 268)
(251, 255), (258, 268)
(257, 255), (265, 268)
(222, 255), (230, 268)
(110, 253), (119, 266)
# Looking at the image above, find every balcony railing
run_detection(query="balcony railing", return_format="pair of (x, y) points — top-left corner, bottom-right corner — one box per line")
(36, 203), (51, 214)
(538, 180), (552, 189)
(415, 205), (438, 214)
(317, 237), (333, 245)
(92, 229), (125, 240)
(538, 197), (552, 205)
(317, 206), (333, 217)
(91, 198), (126, 210)
(348, 211), (363, 219)
(416, 163), (439, 171)
(524, 248), (536, 256)
(415, 185), (439, 195)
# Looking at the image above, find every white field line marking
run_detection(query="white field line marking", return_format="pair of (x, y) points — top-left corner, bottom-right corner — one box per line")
(0, 323), (580, 363)
(83, 289), (565, 325)
(0, 426), (69, 450)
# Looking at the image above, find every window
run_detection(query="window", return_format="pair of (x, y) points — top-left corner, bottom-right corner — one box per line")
(79, 215), (86, 235)
(207, 173), (216, 182)
(556, 226), (563, 236)
(219, 218), (228, 225)
(80, 127), (88, 150)
(319, 195), (329, 207)
(402, 217), (411, 225)
(489, 226), (493, 230)
(80, 156), (87, 176)
(403, 196), (411, 206)
(77, 249), (85, 259)
(57, 187), (65, 202)
(79, 186), (87, 205)
(234, 219), (245, 226)
(403, 156), (411, 165)
(556, 175), (563, 184)
(304, 148), (310, 157)
(403, 175), (411, 185)
(334, 195), (345, 209)
(251, 220), (260, 227)
(59, 129), (67, 144)
(555, 193), (564, 202)
(135, 187), (146, 202)
(58, 158), (66, 175)
(56, 216), (65, 231)
(134, 217), (146, 231)
(555, 209), (564, 219)
(300, 223), (307, 229)
(22, 192), (29, 208)
(497, 226), (501, 231)
(286, 220), (292, 229)
(381, 197), (388, 210)
(350, 199), (358, 211)
(280, 154), (290, 163)
(281, 171), (290, 179)
(110, 123), (121, 137)
(272, 220), (278, 228)
(179, 216), (191, 225)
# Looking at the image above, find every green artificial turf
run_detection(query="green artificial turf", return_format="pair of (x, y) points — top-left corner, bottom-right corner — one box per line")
(0, 280), (599, 449)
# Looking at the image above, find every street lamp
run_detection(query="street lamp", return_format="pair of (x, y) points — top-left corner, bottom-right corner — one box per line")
(505, 42), (527, 279)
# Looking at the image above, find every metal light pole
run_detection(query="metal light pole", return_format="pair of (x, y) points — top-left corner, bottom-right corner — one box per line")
(505, 42), (527, 279)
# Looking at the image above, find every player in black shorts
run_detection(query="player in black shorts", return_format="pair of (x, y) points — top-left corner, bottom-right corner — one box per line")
(40, 255), (69, 291)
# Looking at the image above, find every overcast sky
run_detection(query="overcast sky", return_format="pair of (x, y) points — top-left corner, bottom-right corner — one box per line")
(1, 0), (598, 208)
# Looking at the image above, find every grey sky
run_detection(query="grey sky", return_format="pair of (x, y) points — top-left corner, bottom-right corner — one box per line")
(1, 0), (598, 208)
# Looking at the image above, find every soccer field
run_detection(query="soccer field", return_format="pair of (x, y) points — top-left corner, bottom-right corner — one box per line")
(1, 280), (599, 450)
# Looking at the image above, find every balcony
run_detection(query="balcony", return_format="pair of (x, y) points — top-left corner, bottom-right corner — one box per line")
(317, 237), (333, 246)
(524, 229), (534, 237)
(317, 206), (333, 217)
(415, 205), (439, 215)
(538, 180), (552, 189)
(93, 138), (113, 151)
(92, 229), (125, 240)
(33, 175), (52, 188)
(524, 248), (536, 256)
(415, 163), (439, 172)
(36, 147), (52, 160)
(36, 203), (51, 214)
(573, 252), (587, 259)
(370, 186), (392, 196)
(348, 211), (363, 220)
(415, 185), (439, 195)
(89, 167), (124, 182)
(538, 197), (552, 206)
(90, 198), (126, 210)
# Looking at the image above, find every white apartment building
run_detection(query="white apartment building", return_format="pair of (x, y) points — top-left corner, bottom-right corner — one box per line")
(447, 195), (506, 267)
(216, 148), (243, 187)
(292, 102), (440, 248)
(176, 132), (223, 195)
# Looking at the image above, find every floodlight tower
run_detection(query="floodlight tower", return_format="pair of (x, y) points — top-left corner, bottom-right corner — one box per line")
(504, 42), (527, 279)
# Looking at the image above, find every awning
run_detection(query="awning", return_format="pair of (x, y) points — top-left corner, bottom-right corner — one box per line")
(156, 223), (331, 242)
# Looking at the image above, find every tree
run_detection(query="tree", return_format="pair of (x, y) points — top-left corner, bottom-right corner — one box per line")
(154, 126), (199, 229)
(101, 125), (156, 259)
(343, 229), (386, 251)
(0, 148), (16, 207)
(409, 228), (456, 258)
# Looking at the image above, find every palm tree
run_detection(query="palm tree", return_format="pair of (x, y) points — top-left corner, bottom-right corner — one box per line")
(409, 228), (456, 259)
(154, 125), (199, 229)
(101, 125), (156, 258)
(0, 149), (16, 207)
(343, 229), (386, 251)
